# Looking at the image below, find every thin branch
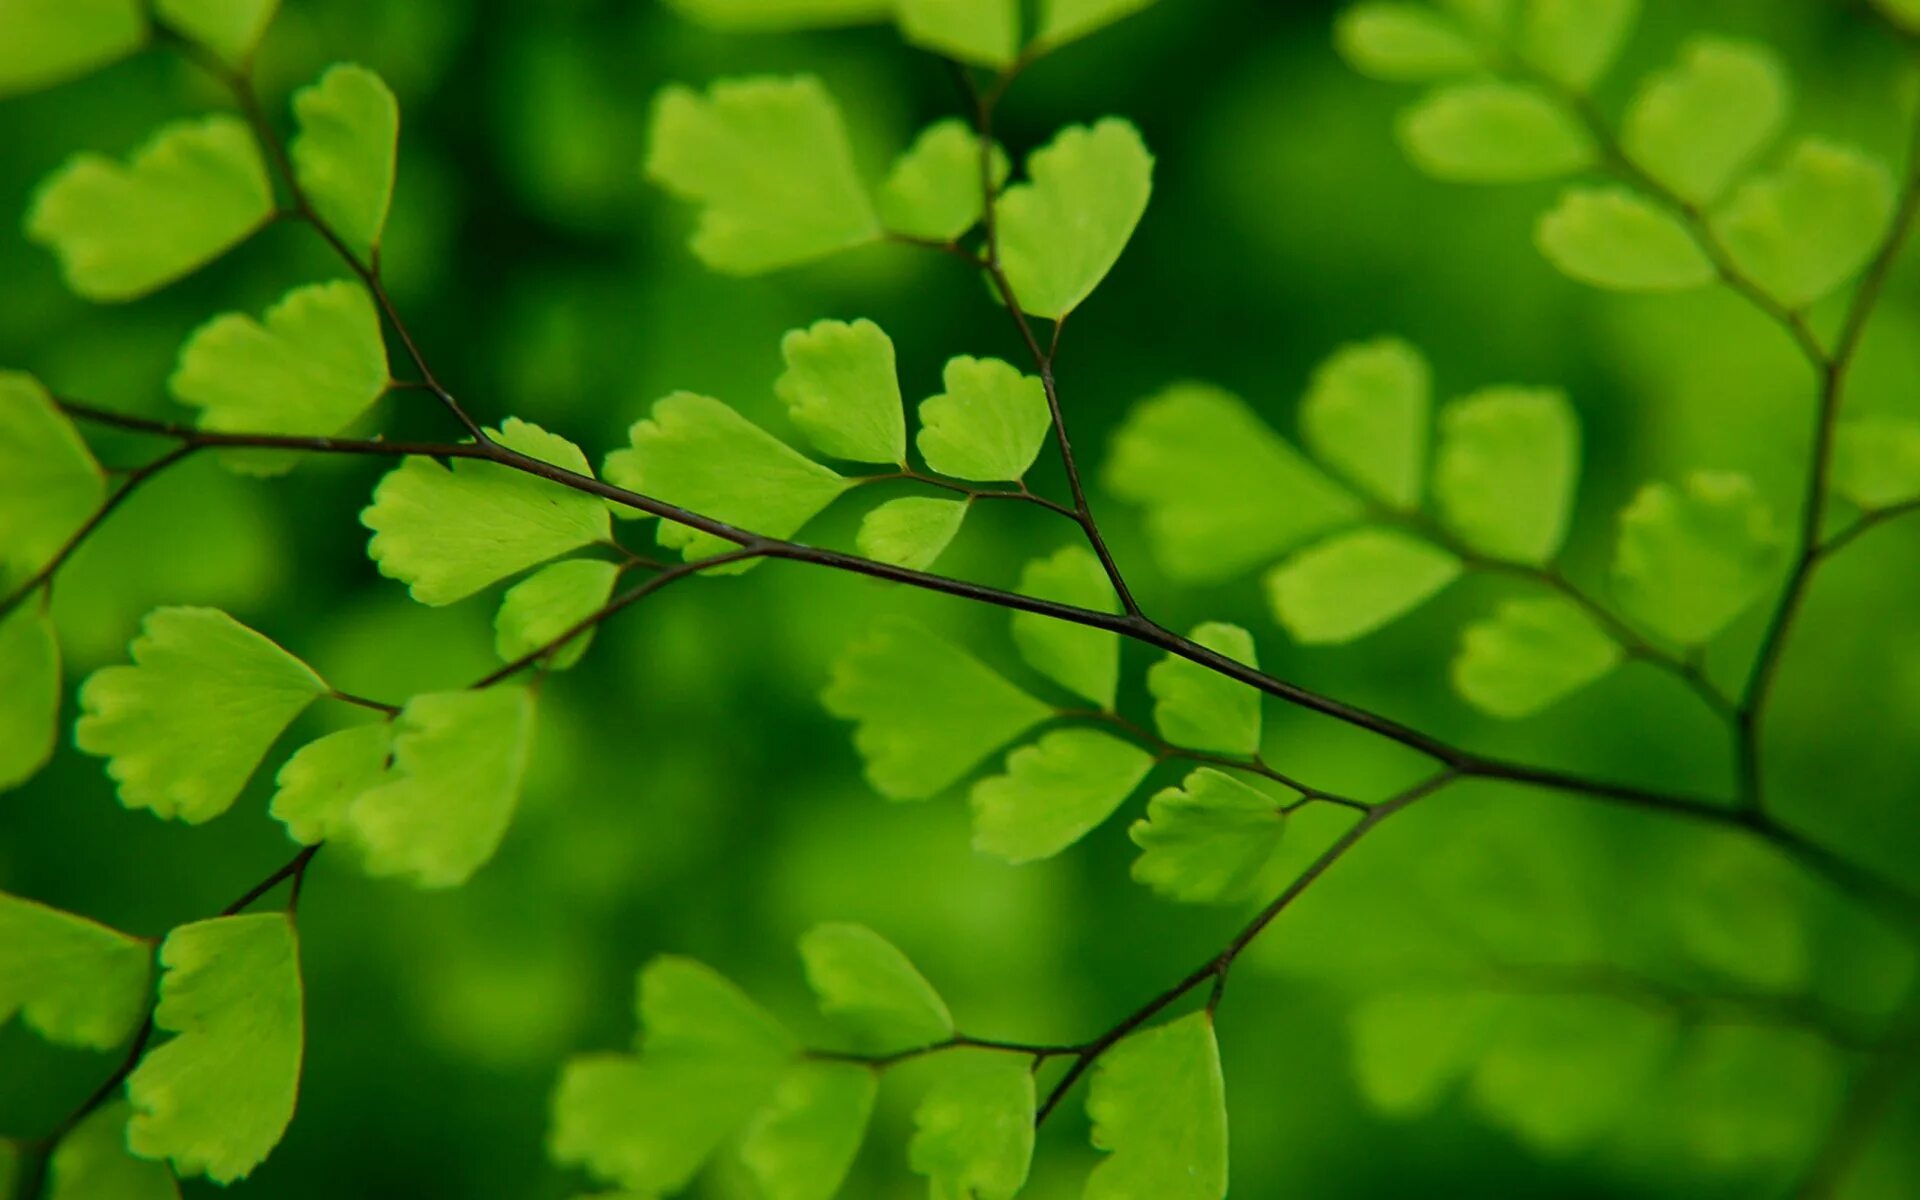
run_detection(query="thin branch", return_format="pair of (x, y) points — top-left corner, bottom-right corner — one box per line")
(1816, 498), (1920, 561)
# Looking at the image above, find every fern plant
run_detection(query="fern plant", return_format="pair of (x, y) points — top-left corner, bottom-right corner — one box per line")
(3, 0), (1919, 1196)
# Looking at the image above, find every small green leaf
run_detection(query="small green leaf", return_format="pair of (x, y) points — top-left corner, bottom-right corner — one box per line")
(550, 958), (795, 1194)
(363, 418), (611, 605)
(0, 0), (146, 98)
(663, 0), (891, 29)
(604, 392), (851, 564)
(1452, 596), (1622, 718)
(1433, 387), (1579, 565)
(1670, 840), (1807, 991)
(1872, 0), (1920, 32)
(495, 558), (620, 671)
(153, 0), (277, 66)
(0, 372), (105, 576)
(1622, 38), (1789, 207)
(740, 1063), (876, 1200)
(1833, 415), (1920, 509)
(996, 119), (1154, 320)
(1397, 81), (1594, 183)
(289, 63), (400, 261)
(856, 497), (967, 572)
(269, 723), (394, 846)
(1010, 546), (1119, 708)
(878, 120), (1008, 243)
(822, 618), (1052, 800)
(1712, 139), (1897, 309)
(916, 356), (1051, 483)
(1129, 768), (1286, 904)
(48, 1102), (179, 1200)
(26, 115), (273, 301)
(1299, 337), (1430, 508)
(909, 1049), (1034, 1200)
(1036, 0), (1156, 48)
(1334, 3), (1481, 83)
(169, 280), (390, 471)
(127, 913), (304, 1184)
(1612, 471), (1783, 646)
(775, 318), (906, 465)
(0, 600), (60, 791)
(76, 607), (328, 824)
(897, 0), (1018, 67)
(1535, 187), (1713, 292)
(0, 891), (150, 1050)
(1468, 994), (1675, 1154)
(799, 922), (953, 1051)
(1266, 528), (1461, 644)
(1347, 990), (1496, 1116)
(1106, 383), (1362, 583)
(645, 76), (880, 274)
(1147, 622), (1261, 757)
(344, 687), (535, 887)
(1515, 0), (1638, 91)
(1085, 1011), (1227, 1200)
(970, 729), (1153, 863)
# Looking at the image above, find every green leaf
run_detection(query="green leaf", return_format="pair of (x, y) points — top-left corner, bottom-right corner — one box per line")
(1347, 990), (1497, 1116)
(495, 558), (620, 671)
(153, 0), (277, 66)
(0, 0), (146, 98)
(739, 1063), (876, 1200)
(26, 115), (272, 302)
(1299, 337), (1431, 508)
(663, 0), (891, 29)
(550, 957), (795, 1194)
(775, 318), (906, 465)
(604, 392), (850, 564)
(996, 119), (1154, 320)
(645, 76), (880, 274)
(970, 729), (1153, 863)
(1265, 528), (1461, 644)
(1397, 81), (1594, 183)
(1010, 546), (1119, 708)
(856, 497), (967, 572)
(1147, 622), (1261, 757)
(75, 607), (328, 824)
(1085, 1011), (1227, 1200)
(1106, 383), (1362, 583)
(1670, 840), (1807, 991)
(1712, 139), (1897, 309)
(1535, 187), (1713, 292)
(289, 63), (400, 261)
(1873, 0), (1920, 32)
(1129, 768), (1286, 904)
(1612, 471), (1783, 646)
(269, 723), (393, 846)
(1622, 38), (1789, 207)
(127, 913), (303, 1184)
(47, 1103), (179, 1200)
(0, 372), (105, 575)
(1433, 387), (1579, 565)
(0, 600), (59, 791)
(363, 418), (611, 605)
(1515, 0), (1638, 91)
(1833, 415), (1920, 509)
(0, 891), (150, 1050)
(1334, 3), (1481, 83)
(169, 280), (390, 472)
(344, 687), (535, 887)
(1036, 0), (1156, 48)
(897, 0), (1018, 67)
(878, 120), (1008, 243)
(916, 356), (1051, 483)
(909, 1050), (1034, 1200)
(799, 922), (953, 1051)
(1467, 994), (1675, 1154)
(1452, 596), (1623, 718)
(822, 618), (1052, 800)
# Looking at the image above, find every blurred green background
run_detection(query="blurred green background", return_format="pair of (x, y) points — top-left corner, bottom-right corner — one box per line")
(3, 0), (1919, 1196)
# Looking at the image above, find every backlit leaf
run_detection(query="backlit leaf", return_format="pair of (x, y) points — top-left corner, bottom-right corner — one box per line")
(1515, 0), (1638, 91)
(1036, 0), (1156, 48)
(153, 0), (277, 66)
(740, 1063), (876, 1200)
(1266, 528), (1461, 644)
(995, 119), (1153, 320)
(1872, 0), (1920, 31)
(1452, 596), (1622, 718)
(1535, 187), (1714, 292)
(1622, 38), (1788, 207)
(0, 372), (106, 575)
(1612, 471), (1783, 645)
(775, 318), (905, 465)
(494, 558), (620, 671)
(0, 600), (60, 791)
(1712, 140), (1896, 309)
(1299, 337), (1430, 508)
(76, 607), (328, 824)
(1347, 990), (1498, 1116)
(1467, 994), (1675, 1154)
(800, 922), (953, 1051)
(897, 0), (1018, 67)
(0, 891), (150, 1050)
(662, 0), (890, 29)
(856, 497), (967, 572)
(1334, 3), (1482, 83)
(1085, 1012), (1227, 1200)
(1146, 622), (1261, 756)
(269, 722), (394, 845)
(909, 1050), (1034, 1200)
(0, 0), (146, 98)
(1129, 768), (1286, 904)
(970, 729), (1153, 863)
(1833, 415), (1920, 509)
(878, 120), (1007, 243)
(127, 913), (304, 1184)
(916, 356), (1051, 483)
(1398, 81), (1594, 183)
(1433, 387), (1579, 565)
(1010, 546), (1119, 708)
(47, 1103), (179, 1200)
(26, 116), (273, 301)
(289, 63), (400, 261)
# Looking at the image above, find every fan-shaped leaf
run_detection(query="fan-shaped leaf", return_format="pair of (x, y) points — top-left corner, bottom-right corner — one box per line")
(1147, 622), (1261, 756)
(1433, 387), (1579, 565)
(909, 1050), (1034, 1200)
(1129, 768), (1286, 904)
(995, 119), (1153, 320)
(1833, 416), (1920, 510)
(1010, 546), (1119, 708)
(1515, 0), (1638, 91)
(1085, 1012), (1227, 1200)
(1452, 596), (1622, 718)
(153, 0), (276, 66)
(0, 0), (146, 98)
(775, 318), (905, 465)
(289, 63), (400, 261)
(1334, 3), (1481, 83)
(269, 722), (393, 846)
(0, 891), (150, 1050)
(1347, 990), (1498, 1116)
(0, 372), (106, 575)
(878, 120), (1007, 242)
(1467, 994), (1676, 1154)
(1535, 187), (1714, 292)
(1712, 140), (1896, 309)
(1612, 471), (1783, 645)
(495, 558), (620, 671)
(1622, 38), (1788, 207)
(970, 729), (1153, 863)
(1036, 0), (1156, 48)
(741, 1063), (876, 1200)
(856, 497), (967, 572)
(916, 356), (1051, 483)
(1299, 337), (1431, 508)
(0, 599), (60, 792)
(897, 0), (1018, 67)
(662, 0), (890, 29)
(800, 922), (953, 1051)
(47, 1102), (179, 1200)
(1398, 81), (1594, 183)
(1266, 528), (1461, 645)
